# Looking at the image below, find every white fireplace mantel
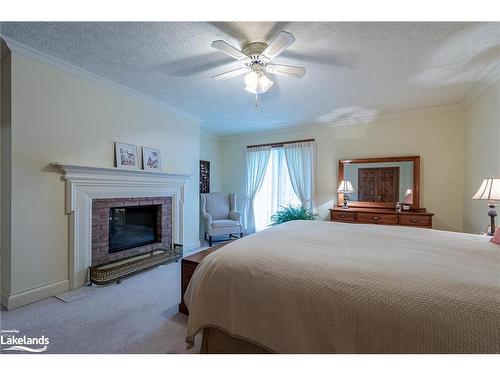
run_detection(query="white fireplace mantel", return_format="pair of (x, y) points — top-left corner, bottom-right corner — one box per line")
(52, 163), (191, 289)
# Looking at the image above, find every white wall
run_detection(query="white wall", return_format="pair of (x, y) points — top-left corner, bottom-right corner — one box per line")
(199, 130), (222, 192)
(2, 53), (201, 309)
(199, 130), (222, 239)
(463, 79), (500, 234)
(221, 109), (465, 232)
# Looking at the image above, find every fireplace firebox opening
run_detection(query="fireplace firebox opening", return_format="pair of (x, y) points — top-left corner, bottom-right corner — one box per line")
(92, 197), (173, 266)
(109, 205), (161, 253)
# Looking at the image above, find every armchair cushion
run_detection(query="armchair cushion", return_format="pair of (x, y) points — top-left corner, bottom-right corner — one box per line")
(212, 219), (241, 229)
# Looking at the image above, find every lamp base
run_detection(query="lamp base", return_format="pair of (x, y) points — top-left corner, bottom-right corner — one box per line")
(342, 197), (349, 209)
(488, 203), (497, 236)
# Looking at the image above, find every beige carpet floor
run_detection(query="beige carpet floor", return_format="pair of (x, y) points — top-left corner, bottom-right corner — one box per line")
(0, 248), (207, 354)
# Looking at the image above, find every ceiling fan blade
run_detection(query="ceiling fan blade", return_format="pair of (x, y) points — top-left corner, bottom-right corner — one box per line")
(211, 67), (250, 80)
(265, 64), (306, 78)
(261, 31), (296, 61)
(211, 40), (248, 61)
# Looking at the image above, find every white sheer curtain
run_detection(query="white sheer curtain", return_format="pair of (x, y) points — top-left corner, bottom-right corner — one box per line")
(283, 140), (315, 211)
(253, 148), (301, 231)
(244, 146), (272, 234)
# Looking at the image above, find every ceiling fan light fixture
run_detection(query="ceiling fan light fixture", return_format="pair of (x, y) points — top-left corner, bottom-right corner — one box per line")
(210, 31), (305, 104)
(244, 71), (273, 95)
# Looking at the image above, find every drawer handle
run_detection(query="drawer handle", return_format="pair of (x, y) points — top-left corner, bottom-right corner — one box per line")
(372, 216), (380, 220)
(339, 214), (347, 218)
(410, 218), (419, 223)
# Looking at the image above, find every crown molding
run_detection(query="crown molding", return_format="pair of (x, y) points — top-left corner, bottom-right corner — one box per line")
(220, 103), (463, 141)
(200, 128), (222, 140)
(460, 63), (500, 107)
(0, 35), (202, 124)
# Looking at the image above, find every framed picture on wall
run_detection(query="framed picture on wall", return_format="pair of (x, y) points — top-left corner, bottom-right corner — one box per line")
(200, 160), (210, 193)
(115, 142), (139, 169)
(142, 147), (161, 171)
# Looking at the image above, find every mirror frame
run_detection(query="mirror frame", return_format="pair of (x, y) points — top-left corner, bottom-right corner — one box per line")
(338, 156), (421, 209)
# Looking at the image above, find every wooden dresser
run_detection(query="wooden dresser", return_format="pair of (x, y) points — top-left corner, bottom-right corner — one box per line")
(330, 207), (434, 228)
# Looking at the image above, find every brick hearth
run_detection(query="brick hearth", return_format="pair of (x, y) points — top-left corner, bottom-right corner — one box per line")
(91, 197), (172, 266)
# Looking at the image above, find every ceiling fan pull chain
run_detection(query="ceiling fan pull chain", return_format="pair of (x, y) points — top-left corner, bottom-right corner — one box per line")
(255, 94), (259, 107)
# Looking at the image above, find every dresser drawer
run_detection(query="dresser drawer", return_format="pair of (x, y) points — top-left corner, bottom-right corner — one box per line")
(399, 214), (432, 227)
(331, 210), (356, 222)
(357, 212), (398, 225)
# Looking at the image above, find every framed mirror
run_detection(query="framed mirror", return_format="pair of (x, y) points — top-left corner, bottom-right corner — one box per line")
(338, 156), (420, 209)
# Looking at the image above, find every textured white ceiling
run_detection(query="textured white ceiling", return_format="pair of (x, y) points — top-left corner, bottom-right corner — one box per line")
(1, 22), (499, 135)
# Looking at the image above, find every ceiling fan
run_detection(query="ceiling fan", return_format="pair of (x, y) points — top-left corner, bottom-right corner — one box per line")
(210, 31), (306, 105)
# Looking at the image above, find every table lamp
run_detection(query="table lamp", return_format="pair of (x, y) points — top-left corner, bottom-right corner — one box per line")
(337, 180), (354, 209)
(472, 178), (500, 236)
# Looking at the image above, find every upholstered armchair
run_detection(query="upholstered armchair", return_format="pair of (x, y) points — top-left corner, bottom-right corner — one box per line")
(201, 192), (243, 246)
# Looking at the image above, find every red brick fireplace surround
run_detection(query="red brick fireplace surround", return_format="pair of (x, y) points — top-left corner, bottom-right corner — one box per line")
(92, 197), (172, 266)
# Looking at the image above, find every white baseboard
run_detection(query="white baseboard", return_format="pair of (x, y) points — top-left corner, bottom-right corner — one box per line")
(4, 279), (69, 310)
(182, 240), (201, 252)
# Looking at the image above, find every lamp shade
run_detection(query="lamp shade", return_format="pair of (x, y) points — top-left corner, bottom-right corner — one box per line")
(244, 71), (274, 95)
(472, 178), (500, 200)
(337, 180), (354, 193)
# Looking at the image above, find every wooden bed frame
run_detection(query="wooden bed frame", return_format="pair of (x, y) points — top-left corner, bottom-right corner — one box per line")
(201, 327), (272, 354)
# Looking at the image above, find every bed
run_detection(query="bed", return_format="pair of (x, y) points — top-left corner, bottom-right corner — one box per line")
(184, 220), (500, 353)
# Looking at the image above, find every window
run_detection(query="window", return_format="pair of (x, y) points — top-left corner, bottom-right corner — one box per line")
(253, 148), (300, 231)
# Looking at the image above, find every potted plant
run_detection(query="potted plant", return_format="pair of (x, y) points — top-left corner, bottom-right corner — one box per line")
(270, 204), (318, 226)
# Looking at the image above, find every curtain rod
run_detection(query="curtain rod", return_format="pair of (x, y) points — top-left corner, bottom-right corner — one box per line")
(246, 138), (315, 149)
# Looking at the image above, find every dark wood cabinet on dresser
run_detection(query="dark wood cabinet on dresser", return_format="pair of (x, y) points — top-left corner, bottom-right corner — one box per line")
(330, 207), (434, 228)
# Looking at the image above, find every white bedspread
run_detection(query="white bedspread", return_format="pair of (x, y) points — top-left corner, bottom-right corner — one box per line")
(185, 220), (500, 353)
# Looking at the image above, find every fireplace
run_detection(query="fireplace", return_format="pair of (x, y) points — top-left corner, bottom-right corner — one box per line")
(92, 197), (172, 266)
(53, 163), (190, 290)
(109, 205), (160, 253)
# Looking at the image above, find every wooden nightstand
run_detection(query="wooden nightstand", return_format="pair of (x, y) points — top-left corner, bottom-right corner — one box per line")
(178, 241), (233, 315)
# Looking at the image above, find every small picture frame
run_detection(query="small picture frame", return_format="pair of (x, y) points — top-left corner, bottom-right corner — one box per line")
(115, 142), (139, 169)
(142, 147), (161, 171)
